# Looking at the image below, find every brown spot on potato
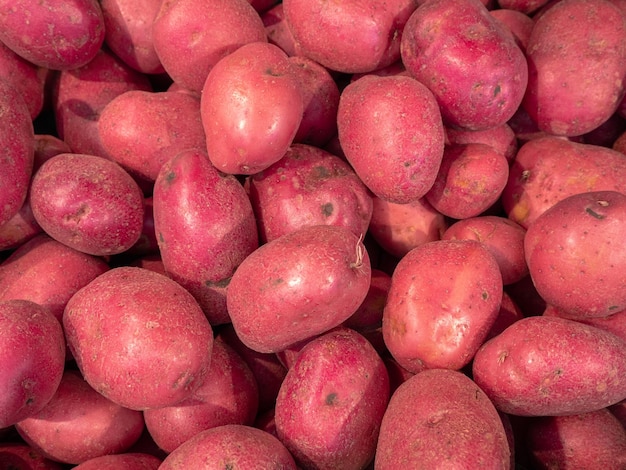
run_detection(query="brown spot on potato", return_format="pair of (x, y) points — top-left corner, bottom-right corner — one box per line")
(321, 203), (333, 217)
(325, 392), (338, 405)
(481, 291), (489, 300)
(497, 350), (508, 364)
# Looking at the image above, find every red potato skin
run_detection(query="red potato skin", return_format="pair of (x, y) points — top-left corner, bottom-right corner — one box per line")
(382, 239), (503, 373)
(153, 148), (259, 325)
(343, 268), (391, 332)
(283, 0), (419, 73)
(227, 225), (372, 353)
(445, 123), (518, 164)
(526, 409), (626, 469)
(63, 267), (214, 410)
(0, 444), (65, 470)
(0, 300), (66, 429)
(522, 0), (626, 137)
(275, 327), (390, 470)
(375, 369), (511, 469)
(472, 316), (626, 416)
(159, 425), (297, 470)
(401, 0), (528, 131)
(263, 3), (300, 57)
(337, 74), (445, 204)
(0, 234), (109, 322)
(101, 0), (164, 75)
(30, 153), (145, 257)
(15, 370), (145, 465)
(489, 8), (535, 52)
(0, 0), (105, 70)
(502, 137), (626, 229)
(201, 41), (304, 175)
(247, 143), (373, 243)
(496, 0), (550, 13)
(524, 191), (626, 318)
(152, 0), (267, 93)
(98, 90), (207, 185)
(442, 215), (528, 285)
(544, 304), (626, 343)
(143, 337), (259, 454)
(485, 291), (525, 341)
(72, 453), (162, 470)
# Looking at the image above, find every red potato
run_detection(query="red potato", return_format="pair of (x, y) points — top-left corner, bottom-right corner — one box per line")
(523, 0), (626, 137)
(502, 136), (626, 229)
(337, 74), (445, 204)
(275, 327), (390, 470)
(472, 316), (626, 416)
(0, 197), (41, 252)
(485, 291), (525, 341)
(375, 369), (511, 469)
(72, 453), (161, 470)
(610, 400), (626, 428)
(425, 143), (510, 219)
(367, 196), (447, 259)
(143, 337), (259, 454)
(497, 0), (551, 13)
(52, 49), (152, 158)
(29, 153), (145, 257)
(524, 191), (626, 318)
(152, 0), (267, 93)
(401, 0), (528, 131)
(0, 0), (104, 70)
(153, 148), (258, 325)
(101, 0), (164, 75)
(63, 267), (214, 410)
(288, 56), (340, 147)
(442, 215), (528, 285)
(489, 8), (536, 52)
(445, 123), (518, 164)
(201, 41), (303, 175)
(525, 409), (626, 469)
(159, 424), (297, 469)
(121, 197), (159, 259)
(583, 111), (626, 148)
(247, 143), (373, 243)
(0, 79), (34, 229)
(343, 269), (391, 332)
(262, 3), (300, 57)
(0, 300), (65, 429)
(98, 90), (207, 186)
(382, 239), (503, 373)
(15, 370), (144, 465)
(0, 444), (64, 470)
(33, 135), (73, 171)
(227, 225), (371, 353)
(0, 234), (109, 322)
(126, 253), (167, 276)
(283, 0), (418, 73)
(544, 304), (626, 343)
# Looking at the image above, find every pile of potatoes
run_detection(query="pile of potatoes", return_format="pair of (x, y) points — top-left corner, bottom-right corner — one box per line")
(1, 0), (626, 468)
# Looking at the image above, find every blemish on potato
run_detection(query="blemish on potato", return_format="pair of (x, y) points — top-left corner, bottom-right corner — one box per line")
(497, 350), (508, 364)
(481, 291), (489, 301)
(325, 392), (338, 406)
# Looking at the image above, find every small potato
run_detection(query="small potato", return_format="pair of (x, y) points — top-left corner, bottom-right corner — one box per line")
(445, 123), (518, 164)
(544, 304), (626, 344)
(73, 453), (162, 470)
(337, 74), (445, 204)
(30, 153), (145, 257)
(472, 316), (626, 416)
(262, 3), (299, 57)
(375, 369), (511, 469)
(489, 8), (535, 52)
(0, 444), (64, 470)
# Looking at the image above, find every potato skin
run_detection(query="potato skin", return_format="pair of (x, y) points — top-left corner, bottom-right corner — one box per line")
(375, 369), (511, 469)
(227, 225), (371, 353)
(522, 0), (626, 136)
(472, 316), (626, 416)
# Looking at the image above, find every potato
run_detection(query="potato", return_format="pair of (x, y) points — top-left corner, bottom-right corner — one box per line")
(382, 239), (503, 372)
(502, 136), (626, 228)
(337, 74), (445, 204)
(275, 327), (390, 470)
(425, 143), (510, 219)
(375, 369), (511, 469)
(486, 291), (525, 341)
(472, 316), (626, 416)
(0, 444), (64, 470)
(524, 190), (626, 318)
(29, 153), (145, 257)
(442, 215), (528, 285)
(496, 0), (550, 13)
(445, 123), (518, 164)
(283, 0), (418, 74)
(159, 424), (297, 469)
(101, 0), (164, 75)
(401, 0), (528, 130)
(227, 225), (371, 353)
(525, 409), (626, 469)
(15, 370), (144, 465)
(0, 300), (65, 429)
(201, 41), (303, 175)
(153, 148), (258, 325)
(247, 143), (373, 243)
(152, 0), (267, 93)
(0, 0), (105, 70)
(73, 453), (162, 470)
(544, 304), (626, 344)
(63, 267), (214, 410)
(98, 90), (207, 186)
(0, 196), (41, 253)
(489, 8), (536, 52)
(343, 268), (391, 332)
(522, 0), (626, 136)
(262, 3), (299, 57)
(143, 337), (259, 453)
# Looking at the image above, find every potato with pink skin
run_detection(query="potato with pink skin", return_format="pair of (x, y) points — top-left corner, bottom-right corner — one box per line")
(382, 239), (503, 373)
(445, 123), (518, 164)
(0, 444), (64, 470)
(337, 74), (445, 204)
(524, 191), (626, 319)
(73, 453), (161, 470)
(544, 304), (626, 343)
(472, 316), (626, 416)
(227, 225), (371, 353)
